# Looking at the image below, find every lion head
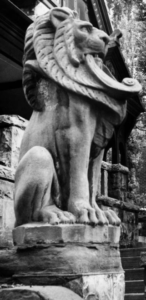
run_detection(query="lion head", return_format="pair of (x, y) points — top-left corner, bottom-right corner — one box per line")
(23, 7), (141, 121)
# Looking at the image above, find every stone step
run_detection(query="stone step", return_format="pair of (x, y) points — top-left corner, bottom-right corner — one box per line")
(121, 248), (145, 299)
(122, 257), (141, 269)
(121, 248), (146, 258)
(125, 293), (144, 300)
(125, 280), (144, 294)
(125, 268), (144, 281)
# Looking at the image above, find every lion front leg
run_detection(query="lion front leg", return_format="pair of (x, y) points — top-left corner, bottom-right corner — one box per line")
(55, 124), (101, 225)
(89, 149), (121, 226)
(14, 146), (75, 226)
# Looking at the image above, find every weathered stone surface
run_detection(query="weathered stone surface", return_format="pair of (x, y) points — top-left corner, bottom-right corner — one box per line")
(13, 224), (120, 248)
(12, 224), (121, 248)
(82, 273), (125, 300)
(0, 179), (14, 202)
(0, 115), (28, 129)
(0, 229), (13, 249)
(98, 195), (141, 212)
(0, 165), (15, 181)
(101, 162), (129, 173)
(0, 183), (15, 248)
(108, 225), (120, 244)
(0, 166), (15, 248)
(0, 198), (15, 247)
(0, 165), (15, 248)
(0, 115), (27, 170)
(0, 116), (26, 248)
(0, 244), (122, 282)
(0, 286), (83, 300)
(108, 171), (128, 201)
(100, 162), (129, 201)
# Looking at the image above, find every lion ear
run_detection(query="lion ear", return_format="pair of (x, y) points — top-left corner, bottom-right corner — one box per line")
(50, 7), (72, 28)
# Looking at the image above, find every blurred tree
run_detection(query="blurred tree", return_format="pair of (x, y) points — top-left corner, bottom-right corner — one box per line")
(106, 0), (146, 206)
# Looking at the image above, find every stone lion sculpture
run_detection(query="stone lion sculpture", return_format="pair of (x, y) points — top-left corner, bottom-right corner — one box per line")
(14, 7), (141, 227)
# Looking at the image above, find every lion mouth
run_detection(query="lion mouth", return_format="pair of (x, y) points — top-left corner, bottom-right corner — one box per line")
(85, 50), (106, 69)
(88, 52), (104, 69)
(85, 53), (141, 99)
(93, 52), (105, 60)
(87, 51), (105, 61)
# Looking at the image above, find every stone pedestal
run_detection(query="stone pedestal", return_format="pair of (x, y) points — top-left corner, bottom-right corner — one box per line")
(0, 224), (125, 300)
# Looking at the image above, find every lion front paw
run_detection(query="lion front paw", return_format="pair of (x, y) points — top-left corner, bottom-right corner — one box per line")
(68, 200), (109, 225)
(33, 205), (76, 225)
(104, 209), (121, 226)
(92, 204), (121, 226)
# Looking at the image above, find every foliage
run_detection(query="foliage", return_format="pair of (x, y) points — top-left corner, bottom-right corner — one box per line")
(106, 0), (146, 93)
(106, 0), (146, 209)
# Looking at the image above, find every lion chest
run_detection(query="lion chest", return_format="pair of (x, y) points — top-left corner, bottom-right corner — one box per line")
(20, 79), (114, 161)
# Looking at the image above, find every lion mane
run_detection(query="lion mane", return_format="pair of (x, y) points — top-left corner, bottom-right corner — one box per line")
(23, 7), (141, 123)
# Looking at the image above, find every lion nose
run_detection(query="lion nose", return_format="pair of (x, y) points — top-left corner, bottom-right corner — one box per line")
(100, 35), (110, 45)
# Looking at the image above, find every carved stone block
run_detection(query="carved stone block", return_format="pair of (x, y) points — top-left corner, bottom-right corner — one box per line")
(13, 224), (120, 248)
(13, 224), (121, 248)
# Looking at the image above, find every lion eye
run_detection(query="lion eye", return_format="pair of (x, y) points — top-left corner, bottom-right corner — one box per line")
(80, 25), (92, 34)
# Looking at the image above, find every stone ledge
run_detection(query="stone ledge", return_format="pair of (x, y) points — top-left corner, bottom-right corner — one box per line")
(0, 115), (28, 130)
(13, 223), (120, 248)
(102, 161), (129, 174)
(0, 165), (15, 181)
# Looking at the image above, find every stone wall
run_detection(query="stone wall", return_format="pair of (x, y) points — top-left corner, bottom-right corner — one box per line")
(0, 115), (27, 248)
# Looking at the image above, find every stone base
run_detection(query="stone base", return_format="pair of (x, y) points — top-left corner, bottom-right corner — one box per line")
(0, 224), (125, 300)
(13, 223), (120, 248)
